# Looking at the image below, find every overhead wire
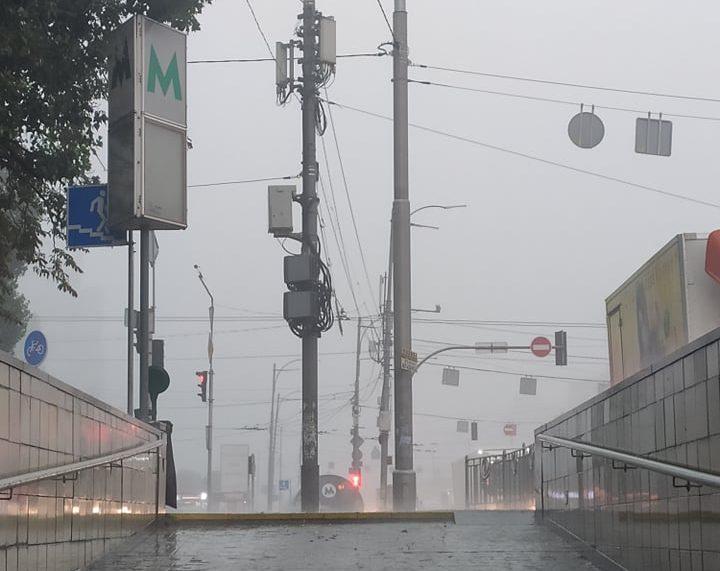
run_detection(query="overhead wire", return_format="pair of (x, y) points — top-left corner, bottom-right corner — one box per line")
(411, 62), (720, 104)
(188, 53), (387, 64)
(188, 174), (299, 189)
(324, 88), (380, 315)
(325, 99), (720, 210)
(407, 78), (720, 122)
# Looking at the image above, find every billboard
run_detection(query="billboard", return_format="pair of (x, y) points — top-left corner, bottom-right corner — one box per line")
(606, 238), (687, 384)
(107, 15), (187, 231)
(220, 444), (249, 494)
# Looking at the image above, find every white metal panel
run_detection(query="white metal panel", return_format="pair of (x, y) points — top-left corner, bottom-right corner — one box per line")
(682, 235), (720, 341)
(220, 444), (249, 494)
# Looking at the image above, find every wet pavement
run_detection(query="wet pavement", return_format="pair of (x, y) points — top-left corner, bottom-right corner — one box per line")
(90, 511), (604, 570)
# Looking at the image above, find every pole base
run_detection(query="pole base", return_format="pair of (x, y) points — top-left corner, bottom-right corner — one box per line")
(301, 463), (320, 513)
(392, 469), (416, 512)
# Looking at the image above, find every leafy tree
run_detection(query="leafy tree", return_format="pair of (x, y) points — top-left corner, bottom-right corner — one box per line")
(0, 0), (211, 298)
(0, 260), (31, 353)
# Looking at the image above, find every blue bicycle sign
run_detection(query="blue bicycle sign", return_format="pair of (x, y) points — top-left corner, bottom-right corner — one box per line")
(24, 331), (47, 366)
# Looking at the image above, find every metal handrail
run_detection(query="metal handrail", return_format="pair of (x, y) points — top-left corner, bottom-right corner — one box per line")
(0, 439), (163, 492)
(538, 433), (720, 489)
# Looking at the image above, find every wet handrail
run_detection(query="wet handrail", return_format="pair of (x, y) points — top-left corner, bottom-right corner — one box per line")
(537, 433), (720, 489)
(0, 439), (162, 492)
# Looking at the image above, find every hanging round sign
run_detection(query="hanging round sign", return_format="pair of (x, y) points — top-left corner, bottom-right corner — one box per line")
(568, 111), (605, 149)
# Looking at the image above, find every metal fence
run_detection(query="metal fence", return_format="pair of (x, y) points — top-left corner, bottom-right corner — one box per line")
(465, 447), (536, 510)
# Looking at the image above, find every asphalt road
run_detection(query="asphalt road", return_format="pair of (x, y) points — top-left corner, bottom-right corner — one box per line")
(89, 511), (604, 570)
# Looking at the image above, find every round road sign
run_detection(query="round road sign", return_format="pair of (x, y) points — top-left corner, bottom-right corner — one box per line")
(24, 331), (47, 366)
(568, 111), (605, 149)
(530, 336), (552, 358)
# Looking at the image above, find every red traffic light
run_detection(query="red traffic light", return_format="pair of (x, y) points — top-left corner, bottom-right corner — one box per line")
(348, 469), (362, 489)
(196, 370), (208, 402)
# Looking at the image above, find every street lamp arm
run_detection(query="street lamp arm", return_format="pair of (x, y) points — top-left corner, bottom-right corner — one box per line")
(410, 204), (467, 217)
(413, 345), (476, 375)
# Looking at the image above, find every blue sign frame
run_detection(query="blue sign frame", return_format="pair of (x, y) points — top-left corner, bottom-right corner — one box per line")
(67, 184), (127, 248)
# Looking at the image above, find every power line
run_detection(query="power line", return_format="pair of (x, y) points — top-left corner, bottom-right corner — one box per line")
(407, 78), (720, 122)
(374, 0), (395, 40)
(326, 99), (720, 210)
(324, 89), (379, 313)
(411, 62), (720, 104)
(188, 174), (299, 189)
(244, 0), (275, 58)
(425, 361), (607, 384)
(188, 53), (387, 64)
(412, 317), (606, 329)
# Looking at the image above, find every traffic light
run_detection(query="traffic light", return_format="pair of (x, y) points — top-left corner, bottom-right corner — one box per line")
(348, 469), (362, 489)
(196, 370), (208, 402)
(471, 421), (478, 441)
(555, 330), (567, 366)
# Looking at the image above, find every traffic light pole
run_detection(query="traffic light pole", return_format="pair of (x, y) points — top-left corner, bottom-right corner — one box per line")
(351, 318), (362, 475)
(300, 0), (320, 513)
(195, 267), (215, 511)
(138, 229), (151, 421)
(392, 0), (416, 512)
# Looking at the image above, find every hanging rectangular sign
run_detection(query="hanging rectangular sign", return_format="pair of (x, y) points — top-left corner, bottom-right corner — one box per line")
(107, 15), (187, 231)
(635, 117), (672, 157)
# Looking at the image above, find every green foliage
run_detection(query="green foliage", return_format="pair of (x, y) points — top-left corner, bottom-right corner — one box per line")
(0, 260), (31, 353)
(0, 0), (210, 298)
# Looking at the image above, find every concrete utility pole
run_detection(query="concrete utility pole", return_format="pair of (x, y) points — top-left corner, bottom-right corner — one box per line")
(138, 229), (151, 421)
(267, 363), (277, 512)
(350, 318), (363, 475)
(378, 267), (392, 508)
(195, 266), (215, 511)
(392, 0), (416, 511)
(300, 0), (320, 513)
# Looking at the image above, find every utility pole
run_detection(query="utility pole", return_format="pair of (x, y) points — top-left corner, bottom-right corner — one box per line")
(300, 0), (320, 513)
(127, 232), (134, 416)
(378, 270), (392, 508)
(392, 0), (416, 511)
(350, 318), (363, 478)
(275, 0), (335, 513)
(138, 229), (151, 421)
(194, 266), (215, 511)
(267, 363), (277, 512)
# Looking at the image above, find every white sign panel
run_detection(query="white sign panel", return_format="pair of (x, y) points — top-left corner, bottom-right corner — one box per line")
(220, 444), (250, 494)
(107, 15), (187, 231)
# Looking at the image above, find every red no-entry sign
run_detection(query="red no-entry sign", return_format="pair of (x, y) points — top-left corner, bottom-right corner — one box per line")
(530, 336), (552, 358)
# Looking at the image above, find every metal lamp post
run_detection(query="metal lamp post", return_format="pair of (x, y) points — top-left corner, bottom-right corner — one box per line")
(194, 265), (215, 511)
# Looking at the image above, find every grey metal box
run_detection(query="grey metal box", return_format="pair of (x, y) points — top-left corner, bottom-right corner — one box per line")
(268, 185), (294, 235)
(284, 254), (318, 286)
(319, 17), (336, 64)
(283, 291), (319, 321)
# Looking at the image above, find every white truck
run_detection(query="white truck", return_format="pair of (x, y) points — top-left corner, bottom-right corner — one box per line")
(606, 233), (720, 384)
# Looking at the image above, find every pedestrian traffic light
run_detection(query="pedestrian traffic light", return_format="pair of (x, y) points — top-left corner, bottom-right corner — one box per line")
(555, 331), (567, 366)
(196, 370), (208, 402)
(348, 469), (362, 489)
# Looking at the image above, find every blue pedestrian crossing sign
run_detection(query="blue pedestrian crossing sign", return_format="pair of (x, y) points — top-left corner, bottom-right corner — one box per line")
(67, 184), (127, 248)
(279, 479), (290, 491)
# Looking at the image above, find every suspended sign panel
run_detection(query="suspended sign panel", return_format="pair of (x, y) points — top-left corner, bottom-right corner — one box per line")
(635, 117), (672, 157)
(568, 111), (605, 149)
(441, 367), (460, 386)
(519, 376), (537, 396)
(107, 15), (187, 231)
(456, 420), (469, 433)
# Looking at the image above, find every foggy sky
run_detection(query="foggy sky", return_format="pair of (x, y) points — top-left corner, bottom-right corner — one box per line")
(18, 0), (720, 507)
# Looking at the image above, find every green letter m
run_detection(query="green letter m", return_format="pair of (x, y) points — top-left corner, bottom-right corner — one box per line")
(147, 45), (182, 101)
